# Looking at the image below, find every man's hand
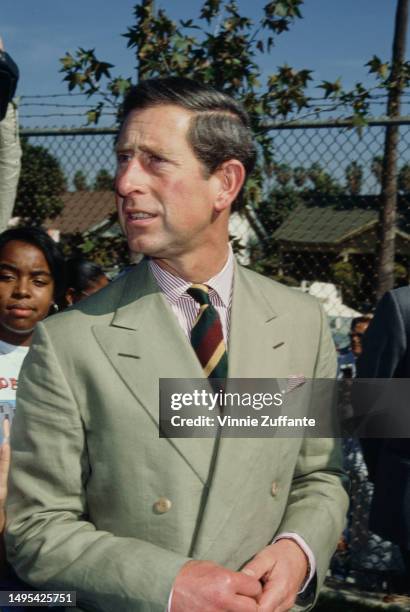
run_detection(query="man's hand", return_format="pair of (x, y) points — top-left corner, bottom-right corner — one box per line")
(241, 539), (308, 612)
(171, 559), (262, 612)
(0, 417), (11, 532)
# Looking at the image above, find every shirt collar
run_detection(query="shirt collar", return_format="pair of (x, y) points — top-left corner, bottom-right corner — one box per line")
(148, 244), (234, 307)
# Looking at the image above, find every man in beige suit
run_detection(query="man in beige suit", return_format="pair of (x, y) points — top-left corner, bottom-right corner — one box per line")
(6, 78), (348, 612)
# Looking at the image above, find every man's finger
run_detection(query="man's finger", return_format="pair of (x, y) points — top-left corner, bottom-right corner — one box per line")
(257, 577), (295, 612)
(241, 549), (275, 581)
(233, 571), (263, 598)
(0, 441), (10, 470)
(228, 594), (259, 612)
(2, 417), (10, 442)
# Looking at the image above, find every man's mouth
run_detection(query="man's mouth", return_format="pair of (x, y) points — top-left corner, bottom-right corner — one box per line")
(127, 212), (156, 220)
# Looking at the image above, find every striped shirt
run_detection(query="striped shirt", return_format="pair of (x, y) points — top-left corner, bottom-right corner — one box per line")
(148, 246), (233, 347)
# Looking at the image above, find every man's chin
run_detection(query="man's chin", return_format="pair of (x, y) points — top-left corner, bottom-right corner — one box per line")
(127, 237), (166, 259)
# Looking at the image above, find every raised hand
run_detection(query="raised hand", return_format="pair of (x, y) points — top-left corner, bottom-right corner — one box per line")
(0, 417), (11, 533)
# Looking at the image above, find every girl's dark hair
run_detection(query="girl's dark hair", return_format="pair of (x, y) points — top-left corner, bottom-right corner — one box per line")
(66, 257), (107, 293)
(0, 227), (66, 300)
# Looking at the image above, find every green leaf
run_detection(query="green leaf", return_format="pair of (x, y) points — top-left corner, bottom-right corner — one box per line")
(82, 239), (95, 254)
(59, 53), (75, 70)
(200, 0), (222, 24)
(86, 110), (97, 124)
(109, 77), (132, 97)
(318, 78), (342, 98)
(366, 55), (389, 79)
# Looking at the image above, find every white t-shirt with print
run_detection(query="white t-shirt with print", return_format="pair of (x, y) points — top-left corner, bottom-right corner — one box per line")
(0, 340), (29, 443)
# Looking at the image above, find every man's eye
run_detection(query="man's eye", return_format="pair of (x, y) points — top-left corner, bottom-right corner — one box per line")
(33, 279), (48, 287)
(145, 152), (166, 166)
(0, 274), (14, 281)
(150, 154), (164, 163)
(117, 153), (132, 164)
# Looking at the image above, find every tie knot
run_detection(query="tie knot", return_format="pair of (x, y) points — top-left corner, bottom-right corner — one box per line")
(187, 284), (211, 306)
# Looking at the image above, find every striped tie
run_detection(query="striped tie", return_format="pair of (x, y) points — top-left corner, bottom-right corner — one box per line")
(187, 284), (228, 380)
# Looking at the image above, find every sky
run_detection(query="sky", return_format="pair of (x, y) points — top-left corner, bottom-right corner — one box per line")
(1, 0), (408, 127)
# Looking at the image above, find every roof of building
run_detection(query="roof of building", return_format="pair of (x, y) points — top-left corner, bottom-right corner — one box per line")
(45, 190), (116, 234)
(273, 204), (378, 244)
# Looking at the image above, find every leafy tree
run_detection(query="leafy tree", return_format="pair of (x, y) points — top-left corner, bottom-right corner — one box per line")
(14, 139), (66, 225)
(61, 1), (410, 129)
(58, 0), (316, 271)
(257, 184), (301, 235)
(293, 166), (307, 188)
(274, 163), (293, 187)
(306, 162), (342, 196)
(59, 0), (410, 285)
(345, 161), (363, 196)
(59, 209), (128, 269)
(301, 0), (410, 297)
(94, 168), (114, 191)
(330, 260), (364, 309)
(73, 170), (89, 191)
(59, 0), (312, 265)
(60, 230), (128, 269)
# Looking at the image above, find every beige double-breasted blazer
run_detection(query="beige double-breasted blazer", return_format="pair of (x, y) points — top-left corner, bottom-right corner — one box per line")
(6, 259), (348, 611)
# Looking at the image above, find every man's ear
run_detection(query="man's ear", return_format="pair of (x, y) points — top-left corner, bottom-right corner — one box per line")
(214, 160), (245, 212)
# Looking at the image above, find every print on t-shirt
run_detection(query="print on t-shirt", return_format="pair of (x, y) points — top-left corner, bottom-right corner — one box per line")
(0, 340), (29, 444)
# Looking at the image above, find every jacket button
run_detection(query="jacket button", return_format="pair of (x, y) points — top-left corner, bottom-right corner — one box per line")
(271, 482), (279, 496)
(153, 497), (172, 514)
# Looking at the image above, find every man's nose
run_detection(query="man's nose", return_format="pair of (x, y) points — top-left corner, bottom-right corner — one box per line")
(115, 159), (147, 198)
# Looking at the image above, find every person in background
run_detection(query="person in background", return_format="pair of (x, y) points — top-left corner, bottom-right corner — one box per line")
(357, 288), (410, 603)
(0, 226), (65, 581)
(334, 312), (399, 589)
(338, 315), (373, 379)
(350, 315), (373, 359)
(0, 37), (21, 232)
(62, 257), (109, 308)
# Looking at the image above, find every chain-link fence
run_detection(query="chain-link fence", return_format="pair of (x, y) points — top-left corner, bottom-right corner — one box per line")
(21, 118), (410, 315)
(19, 117), (410, 596)
(265, 117), (410, 318)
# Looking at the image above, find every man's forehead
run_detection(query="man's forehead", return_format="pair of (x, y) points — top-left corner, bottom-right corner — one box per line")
(117, 105), (193, 148)
(117, 120), (157, 150)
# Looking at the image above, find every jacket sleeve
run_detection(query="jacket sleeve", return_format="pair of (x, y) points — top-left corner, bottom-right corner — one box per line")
(0, 101), (21, 232)
(357, 290), (406, 379)
(5, 323), (189, 612)
(356, 290), (407, 481)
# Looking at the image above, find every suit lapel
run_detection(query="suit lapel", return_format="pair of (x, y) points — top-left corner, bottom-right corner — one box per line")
(192, 264), (291, 556)
(228, 263), (290, 379)
(92, 260), (215, 483)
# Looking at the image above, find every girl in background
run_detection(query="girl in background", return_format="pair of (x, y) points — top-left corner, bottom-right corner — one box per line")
(0, 227), (65, 582)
